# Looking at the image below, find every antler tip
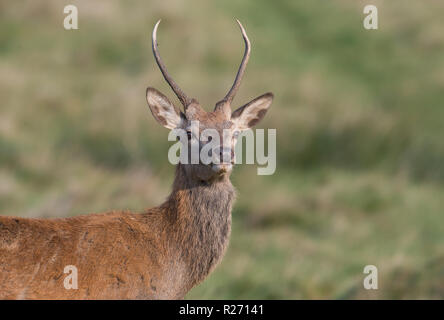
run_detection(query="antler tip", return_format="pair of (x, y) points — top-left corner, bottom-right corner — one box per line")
(152, 20), (161, 39)
(217, 19), (251, 105)
(151, 19), (191, 109)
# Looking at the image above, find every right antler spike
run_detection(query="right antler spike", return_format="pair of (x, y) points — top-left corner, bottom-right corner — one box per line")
(220, 19), (251, 105)
(152, 20), (192, 108)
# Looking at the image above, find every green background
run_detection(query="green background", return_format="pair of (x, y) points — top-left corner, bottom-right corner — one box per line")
(1, 0), (443, 298)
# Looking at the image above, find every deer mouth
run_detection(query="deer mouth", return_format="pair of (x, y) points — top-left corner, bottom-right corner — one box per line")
(211, 163), (233, 174)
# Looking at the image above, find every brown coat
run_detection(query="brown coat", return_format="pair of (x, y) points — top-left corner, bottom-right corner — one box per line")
(0, 164), (235, 299)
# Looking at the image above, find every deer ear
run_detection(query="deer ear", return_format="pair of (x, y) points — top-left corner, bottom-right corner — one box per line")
(231, 93), (273, 130)
(146, 87), (185, 129)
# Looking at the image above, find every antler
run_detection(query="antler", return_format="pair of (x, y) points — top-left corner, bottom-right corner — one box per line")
(215, 19), (251, 112)
(152, 20), (192, 108)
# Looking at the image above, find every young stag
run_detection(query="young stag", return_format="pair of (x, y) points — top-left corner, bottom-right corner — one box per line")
(0, 20), (273, 299)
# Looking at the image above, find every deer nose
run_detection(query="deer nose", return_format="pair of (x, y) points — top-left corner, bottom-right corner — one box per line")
(214, 147), (234, 164)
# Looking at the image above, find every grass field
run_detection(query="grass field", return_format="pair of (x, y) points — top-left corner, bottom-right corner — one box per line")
(1, 0), (444, 299)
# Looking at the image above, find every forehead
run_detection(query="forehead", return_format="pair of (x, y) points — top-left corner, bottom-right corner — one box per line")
(198, 115), (233, 131)
(186, 107), (233, 130)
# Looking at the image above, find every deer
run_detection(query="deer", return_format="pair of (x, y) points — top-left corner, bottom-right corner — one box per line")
(0, 19), (273, 300)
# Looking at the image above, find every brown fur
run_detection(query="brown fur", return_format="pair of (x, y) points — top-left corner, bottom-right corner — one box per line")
(0, 164), (234, 299)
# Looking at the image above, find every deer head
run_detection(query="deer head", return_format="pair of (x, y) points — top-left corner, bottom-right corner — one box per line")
(146, 20), (273, 182)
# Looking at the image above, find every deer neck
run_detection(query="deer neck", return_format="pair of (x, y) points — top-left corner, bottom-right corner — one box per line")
(165, 163), (236, 286)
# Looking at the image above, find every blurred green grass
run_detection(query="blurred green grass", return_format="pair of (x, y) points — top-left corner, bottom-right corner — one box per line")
(1, 0), (444, 299)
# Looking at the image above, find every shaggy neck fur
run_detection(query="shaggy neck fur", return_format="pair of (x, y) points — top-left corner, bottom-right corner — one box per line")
(164, 164), (236, 288)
